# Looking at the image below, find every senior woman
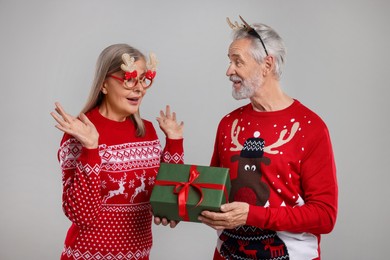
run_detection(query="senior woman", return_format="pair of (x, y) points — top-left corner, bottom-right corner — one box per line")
(51, 43), (184, 260)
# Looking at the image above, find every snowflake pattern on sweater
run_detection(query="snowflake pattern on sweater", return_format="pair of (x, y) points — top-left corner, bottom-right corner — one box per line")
(57, 107), (184, 260)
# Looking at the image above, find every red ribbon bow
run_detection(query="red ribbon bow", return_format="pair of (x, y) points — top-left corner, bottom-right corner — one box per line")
(155, 165), (229, 221)
(125, 70), (138, 80)
(145, 70), (156, 80)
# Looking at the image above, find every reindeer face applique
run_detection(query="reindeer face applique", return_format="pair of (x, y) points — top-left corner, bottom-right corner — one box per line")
(230, 130), (271, 206)
(229, 119), (300, 206)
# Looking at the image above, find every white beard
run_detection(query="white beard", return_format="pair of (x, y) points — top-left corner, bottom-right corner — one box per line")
(231, 73), (262, 100)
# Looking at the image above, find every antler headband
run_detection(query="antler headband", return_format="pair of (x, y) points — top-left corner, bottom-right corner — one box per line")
(226, 15), (269, 56)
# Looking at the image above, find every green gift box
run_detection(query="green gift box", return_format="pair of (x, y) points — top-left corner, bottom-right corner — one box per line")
(150, 163), (231, 222)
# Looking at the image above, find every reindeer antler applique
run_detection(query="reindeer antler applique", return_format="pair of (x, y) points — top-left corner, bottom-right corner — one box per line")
(263, 122), (300, 154)
(121, 53), (138, 81)
(145, 52), (158, 80)
(231, 119), (244, 151)
(230, 119), (300, 154)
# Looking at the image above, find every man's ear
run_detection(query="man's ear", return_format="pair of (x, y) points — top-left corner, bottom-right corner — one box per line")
(263, 55), (274, 76)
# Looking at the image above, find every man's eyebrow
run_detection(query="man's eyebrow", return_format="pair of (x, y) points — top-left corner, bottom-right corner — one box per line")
(228, 53), (242, 59)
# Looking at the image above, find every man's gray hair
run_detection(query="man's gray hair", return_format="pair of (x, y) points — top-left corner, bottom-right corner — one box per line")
(232, 23), (286, 79)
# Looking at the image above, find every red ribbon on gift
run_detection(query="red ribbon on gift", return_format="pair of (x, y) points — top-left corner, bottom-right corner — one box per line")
(155, 165), (229, 221)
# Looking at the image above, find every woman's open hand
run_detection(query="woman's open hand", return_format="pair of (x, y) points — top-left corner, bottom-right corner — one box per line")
(50, 102), (99, 149)
(156, 105), (184, 139)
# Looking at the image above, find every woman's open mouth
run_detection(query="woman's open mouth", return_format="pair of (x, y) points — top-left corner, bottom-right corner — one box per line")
(127, 97), (140, 105)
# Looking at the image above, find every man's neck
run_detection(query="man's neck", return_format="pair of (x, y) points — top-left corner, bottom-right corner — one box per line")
(249, 81), (293, 112)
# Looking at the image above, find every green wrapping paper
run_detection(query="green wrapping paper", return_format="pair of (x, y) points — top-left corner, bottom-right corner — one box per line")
(150, 163), (231, 222)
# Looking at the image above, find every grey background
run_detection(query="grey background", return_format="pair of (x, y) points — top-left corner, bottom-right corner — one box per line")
(0, 0), (389, 259)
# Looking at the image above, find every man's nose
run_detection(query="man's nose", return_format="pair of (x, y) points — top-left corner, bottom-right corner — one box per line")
(226, 64), (235, 76)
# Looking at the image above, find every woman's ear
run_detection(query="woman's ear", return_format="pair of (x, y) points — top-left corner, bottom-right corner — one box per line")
(101, 82), (108, 94)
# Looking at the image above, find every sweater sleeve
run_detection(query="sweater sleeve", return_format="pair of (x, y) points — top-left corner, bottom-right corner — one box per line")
(210, 129), (221, 167)
(246, 127), (338, 234)
(210, 122), (221, 167)
(58, 136), (102, 228)
(161, 138), (184, 164)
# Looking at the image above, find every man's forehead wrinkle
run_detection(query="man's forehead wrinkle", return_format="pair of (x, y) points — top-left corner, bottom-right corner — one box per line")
(228, 53), (242, 59)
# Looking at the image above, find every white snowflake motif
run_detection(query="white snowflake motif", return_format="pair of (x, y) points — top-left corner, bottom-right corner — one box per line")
(128, 179), (135, 188)
(148, 176), (155, 185)
(101, 180), (107, 189)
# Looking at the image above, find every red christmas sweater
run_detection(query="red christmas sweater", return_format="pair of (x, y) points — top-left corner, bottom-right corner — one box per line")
(57, 107), (184, 260)
(211, 100), (337, 260)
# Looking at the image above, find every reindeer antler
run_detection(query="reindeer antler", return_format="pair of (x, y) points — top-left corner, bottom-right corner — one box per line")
(226, 15), (251, 31)
(264, 122), (300, 154)
(120, 173), (127, 182)
(226, 17), (243, 29)
(135, 170), (146, 180)
(230, 119), (299, 154)
(121, 53), (137, 72)
(145, 52), (158, 80)
(146, 52), (158, 72)
(121, 53), (138, 80)
(108, 174), (117, 183)
(230, 119), (244, 151)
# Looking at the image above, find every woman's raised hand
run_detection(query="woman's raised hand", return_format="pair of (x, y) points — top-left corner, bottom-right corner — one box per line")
(50, 102), (99, 149)
(156, 105), (184, 139)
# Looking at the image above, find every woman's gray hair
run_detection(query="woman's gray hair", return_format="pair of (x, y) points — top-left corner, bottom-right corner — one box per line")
(81, 43), (147, 137)
(232, 23), (286, 79)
